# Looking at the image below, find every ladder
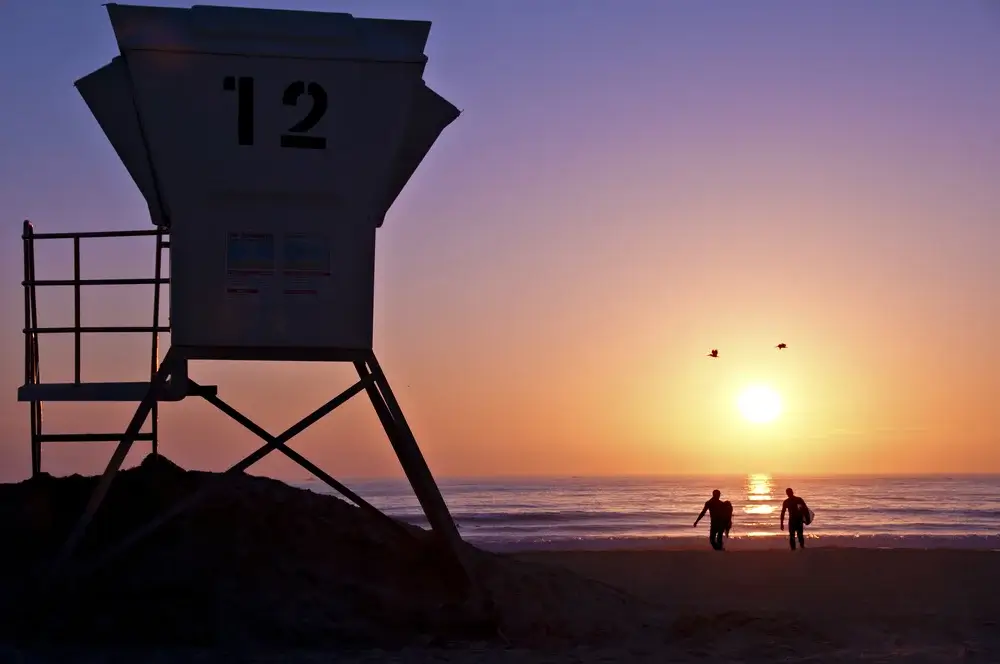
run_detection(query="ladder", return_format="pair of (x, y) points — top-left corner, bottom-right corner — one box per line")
(18, 220), (170, 477)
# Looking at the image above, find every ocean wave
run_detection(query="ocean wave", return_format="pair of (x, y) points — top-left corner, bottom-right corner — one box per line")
(297, 474), (1000, 546)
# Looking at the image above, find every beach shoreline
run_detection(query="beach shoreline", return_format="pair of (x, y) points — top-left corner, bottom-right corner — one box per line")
(470, 533), (1000, 552)
(3, 459), (997, 662)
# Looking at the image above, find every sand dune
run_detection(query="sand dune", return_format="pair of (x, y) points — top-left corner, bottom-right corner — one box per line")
(0, 455), (666, 649)
(0, 455), (997, 662)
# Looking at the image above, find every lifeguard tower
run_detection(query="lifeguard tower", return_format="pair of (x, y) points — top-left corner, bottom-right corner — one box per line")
(17, 3), (470, 585)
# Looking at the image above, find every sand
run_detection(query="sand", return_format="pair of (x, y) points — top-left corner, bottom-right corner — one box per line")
(1, 455), (997, 662)
(519, 548), (1000, 661)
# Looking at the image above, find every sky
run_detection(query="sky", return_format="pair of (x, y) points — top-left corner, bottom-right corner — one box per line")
(1, 0), (999, 482)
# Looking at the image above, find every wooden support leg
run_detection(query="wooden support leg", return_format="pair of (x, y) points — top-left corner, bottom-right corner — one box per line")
(354, 353), (471, 589)
(150, 401), (159, 457)
(29, 400), (40, 478)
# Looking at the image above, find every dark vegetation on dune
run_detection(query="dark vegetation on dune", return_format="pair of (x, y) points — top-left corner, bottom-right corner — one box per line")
(0, 455), (666, 649)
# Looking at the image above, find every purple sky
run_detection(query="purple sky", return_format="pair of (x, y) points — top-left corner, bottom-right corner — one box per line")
(1, 1), (999, 481)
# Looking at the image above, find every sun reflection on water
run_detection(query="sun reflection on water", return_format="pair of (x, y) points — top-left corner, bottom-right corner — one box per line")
(745, 473), (775, 515)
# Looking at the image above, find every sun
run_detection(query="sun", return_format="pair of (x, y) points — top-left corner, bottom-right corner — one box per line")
(737, 385), (782, 424)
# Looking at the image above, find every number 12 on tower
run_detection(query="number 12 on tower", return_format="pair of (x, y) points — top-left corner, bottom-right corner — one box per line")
(222, 75), (329, 150)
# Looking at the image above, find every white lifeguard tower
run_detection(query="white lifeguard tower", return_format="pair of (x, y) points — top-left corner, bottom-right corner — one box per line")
(17, 3), (469, 586)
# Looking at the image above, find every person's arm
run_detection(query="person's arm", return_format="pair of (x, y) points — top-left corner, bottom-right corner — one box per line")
(780, 503), (786, 531)
(693, 502), (708, 527)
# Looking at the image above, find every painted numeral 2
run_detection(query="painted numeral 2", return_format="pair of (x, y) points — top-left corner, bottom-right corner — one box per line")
(222, 75), (328, 150)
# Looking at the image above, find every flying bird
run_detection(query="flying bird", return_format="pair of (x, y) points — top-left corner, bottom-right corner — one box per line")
(775, 343), (787, 350)
(707, 349), (718, 358)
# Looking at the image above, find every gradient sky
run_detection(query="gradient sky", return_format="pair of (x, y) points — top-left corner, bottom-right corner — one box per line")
(1, 0), (999, 482)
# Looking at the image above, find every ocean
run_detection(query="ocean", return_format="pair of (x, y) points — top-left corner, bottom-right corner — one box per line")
(297, 473), (1000, 551)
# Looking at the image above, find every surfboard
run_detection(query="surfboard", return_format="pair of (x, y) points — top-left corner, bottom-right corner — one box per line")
(803, 507), (815, 526)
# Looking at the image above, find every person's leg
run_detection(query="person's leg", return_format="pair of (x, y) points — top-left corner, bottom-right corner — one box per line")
(796, 523), (805, 548)
(714, 525), (725, 550)
(789, 524), (797, 550)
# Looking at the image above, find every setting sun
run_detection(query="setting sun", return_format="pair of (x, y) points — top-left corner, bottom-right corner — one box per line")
(737, 386), (783, 424)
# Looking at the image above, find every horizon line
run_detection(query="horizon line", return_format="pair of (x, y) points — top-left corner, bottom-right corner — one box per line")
(278, 470), (1000, 483)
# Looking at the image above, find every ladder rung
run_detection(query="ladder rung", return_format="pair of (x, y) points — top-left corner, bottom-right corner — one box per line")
(25, 278), (169, 287)
(38, 433), (156, 443)
(28, 229), (164, 240)
(23, 326), (169, 334)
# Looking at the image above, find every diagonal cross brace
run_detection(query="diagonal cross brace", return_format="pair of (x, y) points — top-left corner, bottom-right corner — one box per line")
(65, 373), (410, 580)
(43, 349), (472, 602)
(192, 377), (405, 530)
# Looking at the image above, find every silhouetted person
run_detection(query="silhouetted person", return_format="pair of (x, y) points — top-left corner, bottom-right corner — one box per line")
(780, 487), (810, 550)
(694, 489), (727, 550)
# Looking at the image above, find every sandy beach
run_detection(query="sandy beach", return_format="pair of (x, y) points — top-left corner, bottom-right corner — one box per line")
(516, 547), (1000, 661)
(6, 547), (997, 662)
(1, 458), (997, 663)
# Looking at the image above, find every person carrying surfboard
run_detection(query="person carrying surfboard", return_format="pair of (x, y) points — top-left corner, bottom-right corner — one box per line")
(693, 489), (729, 551)
(780, 487), (812, 550)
